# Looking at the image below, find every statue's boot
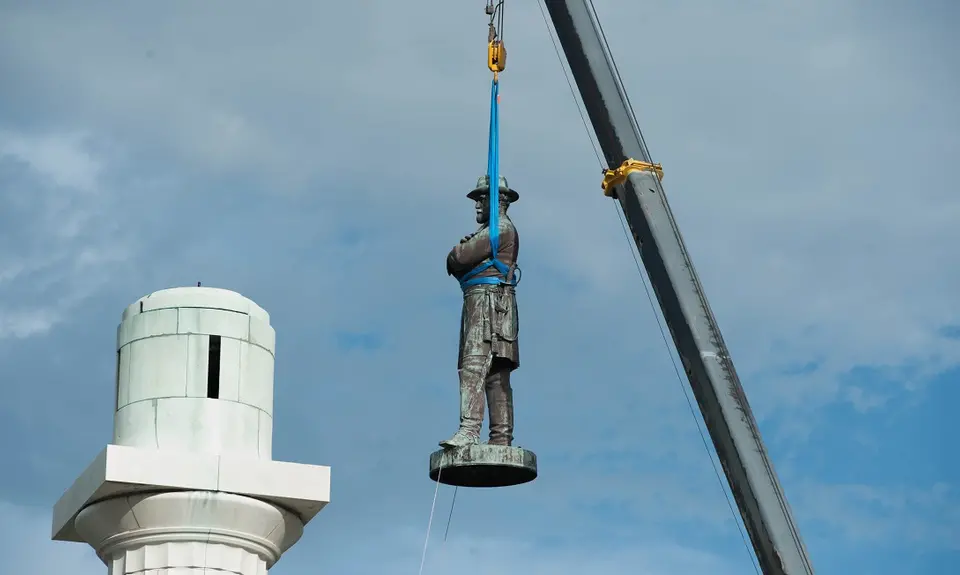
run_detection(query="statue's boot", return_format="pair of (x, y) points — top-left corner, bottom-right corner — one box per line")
(486, 364), (514, 446)
(440, 355), (487, 449)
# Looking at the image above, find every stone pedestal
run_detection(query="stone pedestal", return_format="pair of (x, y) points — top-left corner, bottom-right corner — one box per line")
(429, 444), (537, 488)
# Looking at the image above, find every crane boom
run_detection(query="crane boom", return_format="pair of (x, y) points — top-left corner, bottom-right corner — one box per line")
(541, 1), (815, 573)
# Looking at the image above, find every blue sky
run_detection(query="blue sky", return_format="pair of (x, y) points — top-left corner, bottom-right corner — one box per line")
(0, 0), (957, 573)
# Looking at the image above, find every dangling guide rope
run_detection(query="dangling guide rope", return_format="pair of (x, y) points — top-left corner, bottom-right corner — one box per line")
(418, 463), (442, 575)
(443, 486), (458, 542)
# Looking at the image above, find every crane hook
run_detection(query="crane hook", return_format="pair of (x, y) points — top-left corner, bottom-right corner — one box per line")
(485, 1), (506, 78)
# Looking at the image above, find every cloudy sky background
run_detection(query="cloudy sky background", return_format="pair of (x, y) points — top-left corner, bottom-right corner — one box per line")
(0, 0), (957, 573)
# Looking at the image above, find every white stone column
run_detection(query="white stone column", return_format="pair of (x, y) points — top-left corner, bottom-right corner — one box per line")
(52, 287), (330, 573)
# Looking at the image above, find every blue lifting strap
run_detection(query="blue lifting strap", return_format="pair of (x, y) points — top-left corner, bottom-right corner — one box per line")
(459, 78), (521, 290)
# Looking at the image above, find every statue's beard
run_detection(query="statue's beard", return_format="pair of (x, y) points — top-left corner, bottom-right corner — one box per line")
(477, 206), (507, 225)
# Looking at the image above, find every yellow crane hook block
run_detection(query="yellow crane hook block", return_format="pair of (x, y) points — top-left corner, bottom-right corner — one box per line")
(488, 40), (506, 74)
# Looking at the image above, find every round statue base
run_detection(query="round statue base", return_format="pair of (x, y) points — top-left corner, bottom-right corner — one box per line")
(428, 444), (538, 488)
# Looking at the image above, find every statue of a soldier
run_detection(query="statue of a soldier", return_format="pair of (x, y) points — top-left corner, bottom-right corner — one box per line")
(441, 174), (521, 449)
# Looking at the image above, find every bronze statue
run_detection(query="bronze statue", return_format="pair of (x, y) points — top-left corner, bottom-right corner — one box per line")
(441, 175), (521, 449)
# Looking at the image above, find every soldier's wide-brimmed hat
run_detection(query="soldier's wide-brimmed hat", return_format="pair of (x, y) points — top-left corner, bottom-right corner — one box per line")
(467, 175), (520, 203)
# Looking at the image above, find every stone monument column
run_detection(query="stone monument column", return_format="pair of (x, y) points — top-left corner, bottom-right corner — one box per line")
(52, 286), (331, 574)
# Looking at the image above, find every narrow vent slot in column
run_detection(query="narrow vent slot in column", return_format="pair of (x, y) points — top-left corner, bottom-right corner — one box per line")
(207, 335), (222, 398)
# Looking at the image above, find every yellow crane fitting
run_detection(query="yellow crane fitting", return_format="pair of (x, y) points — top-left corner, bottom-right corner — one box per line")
(601, 158), (664, 197)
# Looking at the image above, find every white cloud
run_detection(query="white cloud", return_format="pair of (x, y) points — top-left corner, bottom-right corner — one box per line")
(797, 482), (960, 551)
(0, 131), (101, 193)
(0, 309), (61, 339)
(0, 129), (130, 339)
